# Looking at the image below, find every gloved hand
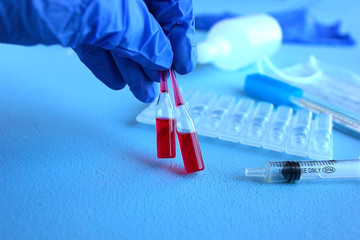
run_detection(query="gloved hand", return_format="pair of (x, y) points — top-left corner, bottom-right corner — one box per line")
(0, 0), (197, 102)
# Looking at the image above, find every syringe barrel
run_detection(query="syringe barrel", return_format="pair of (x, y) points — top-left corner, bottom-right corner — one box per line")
(257, 160), (360, 183)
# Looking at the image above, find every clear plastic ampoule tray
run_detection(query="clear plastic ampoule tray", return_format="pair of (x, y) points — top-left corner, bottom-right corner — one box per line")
(136, 89), (333, 160)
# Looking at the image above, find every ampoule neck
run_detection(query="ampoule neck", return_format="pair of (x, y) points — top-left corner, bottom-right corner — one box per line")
(160, 71), (169, 92)
(169, 69), (184, 106)
(157, 92), (173, 108)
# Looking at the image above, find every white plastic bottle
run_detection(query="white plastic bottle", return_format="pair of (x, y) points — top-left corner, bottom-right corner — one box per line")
(197, 14), (282, 71)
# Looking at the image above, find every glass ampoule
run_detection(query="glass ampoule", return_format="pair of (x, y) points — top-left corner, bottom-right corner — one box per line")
(169, 69), (204, 173)
(156, 71), (176, 158)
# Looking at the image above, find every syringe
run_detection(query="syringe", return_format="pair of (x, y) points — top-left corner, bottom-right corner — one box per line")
(245, 159), (360, 183)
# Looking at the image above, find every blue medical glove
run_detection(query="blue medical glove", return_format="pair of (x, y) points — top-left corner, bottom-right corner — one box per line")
(196, 9), (355, 46)
(0, 0), (197, 103)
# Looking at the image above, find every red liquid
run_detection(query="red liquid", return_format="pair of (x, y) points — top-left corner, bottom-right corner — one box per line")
(169, 69), (184, 107)
(156, 118), (176, 158)
(160, 71), (169, 93)
(177, 131), (204, 173)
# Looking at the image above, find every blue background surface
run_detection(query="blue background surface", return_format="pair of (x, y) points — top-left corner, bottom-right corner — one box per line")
(1, 0), (360, 239)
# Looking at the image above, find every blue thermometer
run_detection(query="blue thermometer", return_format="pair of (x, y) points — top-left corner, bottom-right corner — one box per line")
(244, 74), (360, 138)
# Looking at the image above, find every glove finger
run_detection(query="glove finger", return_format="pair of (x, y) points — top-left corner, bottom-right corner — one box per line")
(79, 0), (174, 71)
(0, 1), (81, 45)
(111, 54), (158, 103)
(143, 68), (161, 83)
(0, 0), (174, 71)
(74, 45), (126, 90)
(145, 0), (197, 74)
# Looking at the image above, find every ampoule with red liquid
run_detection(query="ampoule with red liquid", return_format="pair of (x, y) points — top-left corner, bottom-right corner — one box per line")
(156, 71), (176, 158)
(169, 69), (204, 173)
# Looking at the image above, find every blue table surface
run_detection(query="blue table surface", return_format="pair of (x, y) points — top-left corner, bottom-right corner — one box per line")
(1, 0), (360, 239)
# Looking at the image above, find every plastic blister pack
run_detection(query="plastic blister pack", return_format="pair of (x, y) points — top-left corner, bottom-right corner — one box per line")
(241, 102), (274, 147)
(136, 99), (158, 125)
(263, 105), (293, 152)
(309, 113), (333, 160)
(136, 89), (334, 160)
(197, 95), (235, 137)
(286, 108), (313, 157)
(218, 97), (254, 142)
(188, 92), (217, 125)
